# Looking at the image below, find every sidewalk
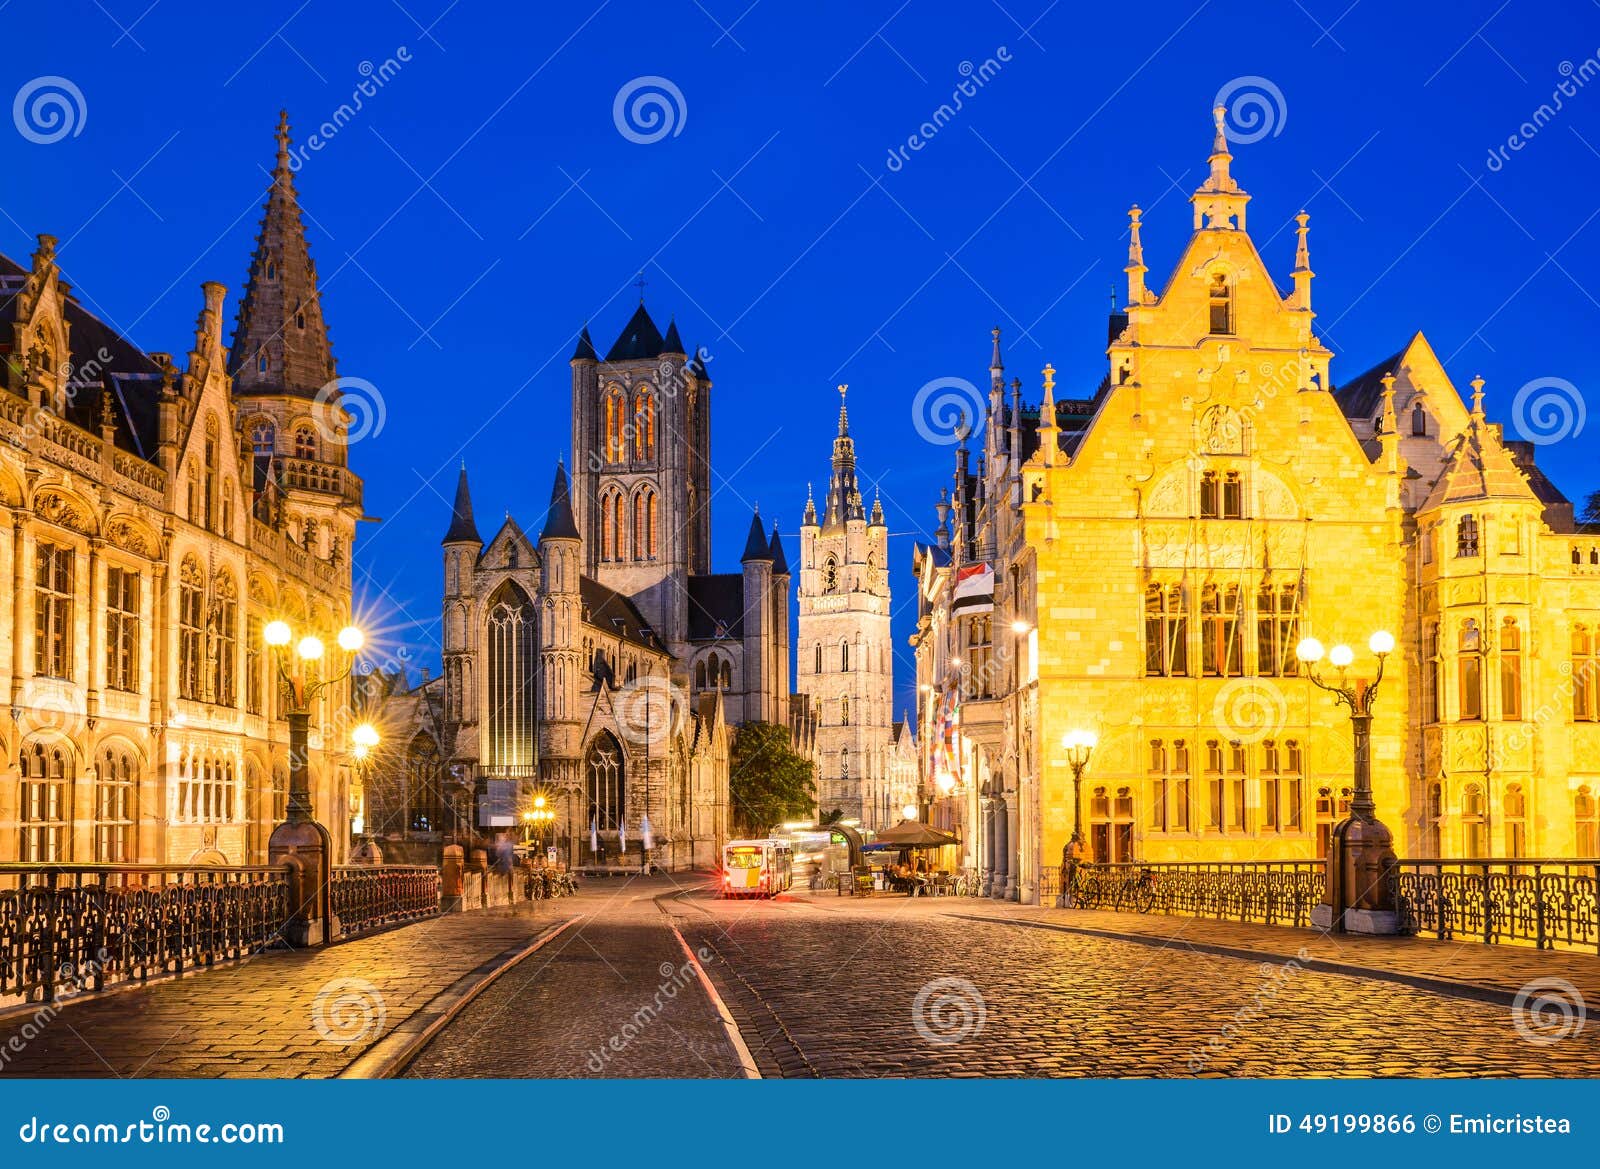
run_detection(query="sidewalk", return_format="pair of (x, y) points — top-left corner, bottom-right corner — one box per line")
(940, 899), (1600, 1007)
(0, 901), (576, 1079)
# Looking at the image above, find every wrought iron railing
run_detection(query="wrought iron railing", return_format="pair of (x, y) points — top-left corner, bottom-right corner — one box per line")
(1394, 859), (1600, 953)
(331, 865), (441, 938)
(0, 864), (291, 1005)
(1066, 860), (1326, 928)
(1036, 867), (1061, 904)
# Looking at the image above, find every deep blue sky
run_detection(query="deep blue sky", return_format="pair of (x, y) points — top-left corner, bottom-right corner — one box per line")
(6, 0), (1600, 717)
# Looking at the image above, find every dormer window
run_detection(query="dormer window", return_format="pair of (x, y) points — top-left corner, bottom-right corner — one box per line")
(1208, 273), (1232, 335)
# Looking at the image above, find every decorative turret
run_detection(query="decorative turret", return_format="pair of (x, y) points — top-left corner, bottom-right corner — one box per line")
(1379, 372), (1402, 475)
(229, 112), (337, 397)
(539, 459), (581, 542)
(1126, 205), (1148, 305)
(1037, 364), (1060, 467)
(441, 464), (482, 545)
(661, 318), (685, 355)
(1191, 105), (1250, 231)
(1291, 210), (1314, 311)
(741, 509), (773, 562)
(824, 384), (866, 529)
(989, 326), (1005, 393)
(571, 326), (597, 363)
(768, 522), (790, 577)
(803, 482), (817, 526)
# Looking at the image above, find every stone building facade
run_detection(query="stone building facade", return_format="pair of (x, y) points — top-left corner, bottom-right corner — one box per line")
(914, 106), (1599, 902)
(0, 114), (363, 866)
(796, 389), (896, 828)
(371, 305), (797, 871)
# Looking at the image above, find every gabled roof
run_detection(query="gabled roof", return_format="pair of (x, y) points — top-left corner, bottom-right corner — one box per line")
(441, 465), (482, 544)
(687, 574), (745, 640)
(605, 303), (665, 361)
(540, 462), (580, 541)
(1333, 346), (1408, 420)
(580, 577), (665, 652)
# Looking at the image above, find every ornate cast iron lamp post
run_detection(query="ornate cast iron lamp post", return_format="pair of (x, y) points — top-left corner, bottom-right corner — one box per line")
(264, 618), (365, 945)
(1297, 630), (1401, 934)
(1059, 729), (1096, 906)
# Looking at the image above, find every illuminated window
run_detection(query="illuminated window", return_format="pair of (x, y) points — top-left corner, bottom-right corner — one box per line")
(1256, 581), (1300, 677)
(1201, 584), (1243, 677)
(1315, 784), (1352, 860)
(1504, 784), (1527, 858)
(246, 616), (264, 715)
(603, 388), (627, 463)
(179, 559), (204, 700)
(1500, 617), (1522, 720)
(486, 582), (537, 773)
(106, 566), (140, 692)
(1461, 783), (1488, 857)
(35, 542), (74, 678)
(633, 389), (655, 460)
(95, 745), (137, 862)
(1208, 272), (1232, 334)
(1144, 584), (1188, 677)
(1262, 739), (1303, 832)
(586, 733), (624, 830)
(1456, 515), (1479, 558)
(1573, 624), (1597, 721)
(1423, 623), (1442, 723)
(1148, 739), (1191, 832)
(212, 573), (237, 706)
(293, 426), (317, 460)
(1459, 620), (1483, 721)
(19, 740), (71, 861)
(1576, 787), (1597, 857)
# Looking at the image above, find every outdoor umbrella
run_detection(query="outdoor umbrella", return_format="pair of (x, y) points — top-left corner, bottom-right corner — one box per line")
(873, 819), (961, 848)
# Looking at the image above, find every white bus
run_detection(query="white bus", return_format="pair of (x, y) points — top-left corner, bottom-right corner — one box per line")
(720, 839), (794, 899)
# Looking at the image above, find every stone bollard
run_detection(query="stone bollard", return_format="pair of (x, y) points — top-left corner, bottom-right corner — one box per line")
(441, 844), (464, 913)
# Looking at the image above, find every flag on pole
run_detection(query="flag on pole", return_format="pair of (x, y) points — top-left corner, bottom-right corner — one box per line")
(641, 813), (654, 852)
(618, 815), (627, 851)
(589, 812), (599, 856)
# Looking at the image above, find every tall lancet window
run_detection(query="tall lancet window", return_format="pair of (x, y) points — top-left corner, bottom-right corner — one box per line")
(586, 732), (624, 830)
(603, 388), (627, 463)
(633, 389), (655, 460)
(486, 582), (537, 773)
(1208, 273), (1233, 335)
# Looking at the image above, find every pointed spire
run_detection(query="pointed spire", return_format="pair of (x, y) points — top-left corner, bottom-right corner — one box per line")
(825, 385), (864, 528)
(1126, 204), (1147, 305)
(989, 327), (1005, 391)
(1470, 375), (1486, 423)
(689, 345), (710, 379)
(1192, 103), (1250, 231)
(1379, 372), (1402, 475)
(571, 326), (597, 362)
(605, 303), (665, 361)
(768, 522), (790, 576)
(442, 464), (482, 545)
(661, 317), (684, 355)
(540, 461), (581, 541)
(1291, 210), (1314, 311)
(803, 482), (817, 526)
(229, 111), (337, 397)
(741, 509), (773, 562)
(1038, 364), (1060, 467)
(871, 487), (885, 527)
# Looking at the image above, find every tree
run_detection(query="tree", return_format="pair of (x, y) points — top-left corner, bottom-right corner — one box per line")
(729, 721), (816, 837)
(1583, 489), (1600, 526)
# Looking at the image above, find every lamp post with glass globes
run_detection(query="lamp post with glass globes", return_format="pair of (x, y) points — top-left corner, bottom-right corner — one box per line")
(1296, 630), (1401, 934)
(522, 795), (556, 853)
(263, 618), (366, 946)
(346, 721), (383, 864)
(1059, 730), (1097, 907)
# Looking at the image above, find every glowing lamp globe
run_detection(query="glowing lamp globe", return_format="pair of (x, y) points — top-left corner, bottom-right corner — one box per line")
(352, 723), (380, 749)
(902, 805), (919, 821)
(1296, 638), (1325, 664)
(264, 620), (292, 648)
(296, 636), (325, 662)
(1329, 644), (1355, 668)
(1369, 630), (1396, 656)
(534, 795), (547, 810)
(337, 626), (364, 652)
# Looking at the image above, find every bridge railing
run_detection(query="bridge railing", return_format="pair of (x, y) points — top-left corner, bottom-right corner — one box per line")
(330, 865), (442, 938)
(1394, 859), (1600, 953)
(1066, 860), (1326, 928)
(0, 864), (291, 1005)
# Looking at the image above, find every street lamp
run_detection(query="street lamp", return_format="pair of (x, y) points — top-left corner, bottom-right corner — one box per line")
(522, 794), (555, 851)
(1296, 630), (1399, 932)
(265, 617), (365, 946)
(902, 804), (919, 822)
(1060, 730), (1097, 897)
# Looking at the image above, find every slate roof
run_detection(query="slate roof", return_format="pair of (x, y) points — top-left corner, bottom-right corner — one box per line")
(1332, 347), (1406, 420)
(571, 326), (598, 362)
(540, 462), (580, 540)
(580, 577), (665, 651)
(768, 524), (789, 575)
(605, 303), (666, 361)
(441, 465), (481, 543)
(741, 511), (772, 562)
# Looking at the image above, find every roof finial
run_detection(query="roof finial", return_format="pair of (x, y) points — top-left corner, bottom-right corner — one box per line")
(990, 326), (1004, 388)
(633, 271), (647, 303)
(837, 383), (850, 436)
(1470, 375), (1486, 421)
(275, 110), (292, 176)
(1126, 204), (1147, 305)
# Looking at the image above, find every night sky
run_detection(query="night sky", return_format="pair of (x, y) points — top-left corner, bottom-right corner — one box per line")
(6, 0), (1599, 717)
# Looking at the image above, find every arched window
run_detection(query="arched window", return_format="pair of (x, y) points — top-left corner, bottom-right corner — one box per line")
(1425, 781), (1443, 856)
(814, 643), (823, 674)
(204, 415), (218, 529)
(1208, 272), (1232, 334)
(1456, 515), (1479, 558)
(179, 558), (204, 701)
(1459, 619), (1483, 720)
(35, 541), (75, 678)
(293, 426), (317, 460)
(406, 736), (443, 833)
(1504, 783), (1527, 858)
(603, 388), (627, 463)
(19, 740), (72, 861)
(1500, 617), (1522, 720)
(841, 640), (850, 672)
(1411, 402), (1428, 436)
(486, 582), (537, 773)
(842, 695), (850, 726)
(1576, 786), (1597, 856)
(211, 573), (238, 706)
(600, 492), (616, 561)
(823, 556), (838, 592)
(720, 657), (731, 689)
(257, 353), (267, 373)
(1462, 783), (1488, 857)
(586, 732), (624, 830)
(1573, 624), (1597, 721)
(695, 659), (708, 689)
(633, 389), (655, 460)
(96, 745), (137, 862)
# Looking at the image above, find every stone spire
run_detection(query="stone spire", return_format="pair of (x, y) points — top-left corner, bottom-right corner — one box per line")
(1191, 104), (1250, 231)
(442, 464), (482, 545)
(824, 384), (865, 528)
(1291, 210), (1313, 310)
(1038, 364), (1060, 467)
(229, 111), (337, 396)
(540, 461), (581, 541)
(1379, 372), (1401, 474)
(989, 326), (1005, 392)
(803, 482), (817, 526)
(1126, 205), (1147, 304)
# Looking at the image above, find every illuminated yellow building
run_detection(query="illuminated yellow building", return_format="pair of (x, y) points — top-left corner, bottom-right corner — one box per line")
(914, 106), (1599, 903)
